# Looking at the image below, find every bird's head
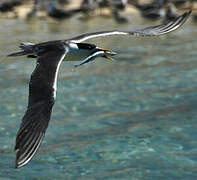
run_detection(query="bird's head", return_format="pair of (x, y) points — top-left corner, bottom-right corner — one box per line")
(74, 46), (117, 67)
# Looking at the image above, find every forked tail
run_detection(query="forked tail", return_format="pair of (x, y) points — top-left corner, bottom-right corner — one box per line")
(7, 42), (35, 57)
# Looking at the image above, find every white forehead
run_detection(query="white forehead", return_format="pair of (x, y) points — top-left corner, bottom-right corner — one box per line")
(68, 43), (78, 50)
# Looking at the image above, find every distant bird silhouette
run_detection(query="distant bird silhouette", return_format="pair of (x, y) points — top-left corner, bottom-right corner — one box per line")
(0, 0), (22, 13)
(58, 0), (71, 5)
(133, 0), (166, 20)
(173, 0), (192, 8)
(79, 0), (129, 23)
(111, 0), (129, 23)
(26, 0), (39, 19)
(44, 0), (81, 20)
(79, 0), (97, 20)
(163, 2), (179, 23)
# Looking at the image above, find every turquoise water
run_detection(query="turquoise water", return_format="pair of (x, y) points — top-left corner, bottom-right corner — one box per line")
(0, 16), (197, 179)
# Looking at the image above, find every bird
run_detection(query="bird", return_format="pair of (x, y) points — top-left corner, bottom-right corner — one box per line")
(163, 2), (179, 23)
(79, 0), (129, 23)
(26, 0), (39, 19)
(132, 0), (166, 20)
(8, 10), (191, 168)
(44, 0), (81, 20)
(110, 0), (129, 23)
(97, 0), (129, 23)
(79, 0), (97, 21)
(0, 0), (22, 13)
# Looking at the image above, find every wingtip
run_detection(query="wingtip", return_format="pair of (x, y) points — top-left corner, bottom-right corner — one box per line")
(184, 9), (192, 18)
(15, 162), (20, 169)
(15, 160), (27, 169)
(7, 51), (27, 57)
(7, 53), (15, 57)
(179, 9), (192, 26)
(14, 149), (31, 168)
(7, 51), (26, 57)
(188, 9), (192, 15)
(15, 157), (22, 168)
(14, 149), (25, 168)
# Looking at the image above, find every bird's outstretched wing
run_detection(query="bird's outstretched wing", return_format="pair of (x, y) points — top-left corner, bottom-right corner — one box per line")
(69, 10), (191, 43)
(15, 44), (67, 168)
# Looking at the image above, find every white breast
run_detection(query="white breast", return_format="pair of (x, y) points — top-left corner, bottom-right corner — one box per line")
(65, 43), (92, 61)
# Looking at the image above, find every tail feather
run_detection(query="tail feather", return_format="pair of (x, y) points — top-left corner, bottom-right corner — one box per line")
(19, 42), (34, 50)
(8, 42), (35, 57)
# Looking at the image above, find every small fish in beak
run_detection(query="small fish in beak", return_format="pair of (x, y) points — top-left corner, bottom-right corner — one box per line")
(102, 49), (117, 61)
(74, 47), (117, 67)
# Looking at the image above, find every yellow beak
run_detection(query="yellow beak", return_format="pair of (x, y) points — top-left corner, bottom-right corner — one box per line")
(97, 47), (116, 61)
(104, 55), (114, 61)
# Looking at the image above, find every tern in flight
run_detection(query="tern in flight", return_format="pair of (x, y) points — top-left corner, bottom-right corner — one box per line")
(8, 10), (191, 168)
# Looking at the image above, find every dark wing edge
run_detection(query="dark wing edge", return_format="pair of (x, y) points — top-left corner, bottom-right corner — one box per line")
(14, 45), (67, 168)
(70, 10), (191, 43)
(15, 101), (51, 168)
(129, 10), (191, 36)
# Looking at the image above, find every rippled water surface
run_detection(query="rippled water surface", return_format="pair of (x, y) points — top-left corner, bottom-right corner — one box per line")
(0, 16), (197, 179)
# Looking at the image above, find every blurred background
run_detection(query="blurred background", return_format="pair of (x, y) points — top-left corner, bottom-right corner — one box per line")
(0, 0), (196, 22)
(0, 0), (197, 179)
